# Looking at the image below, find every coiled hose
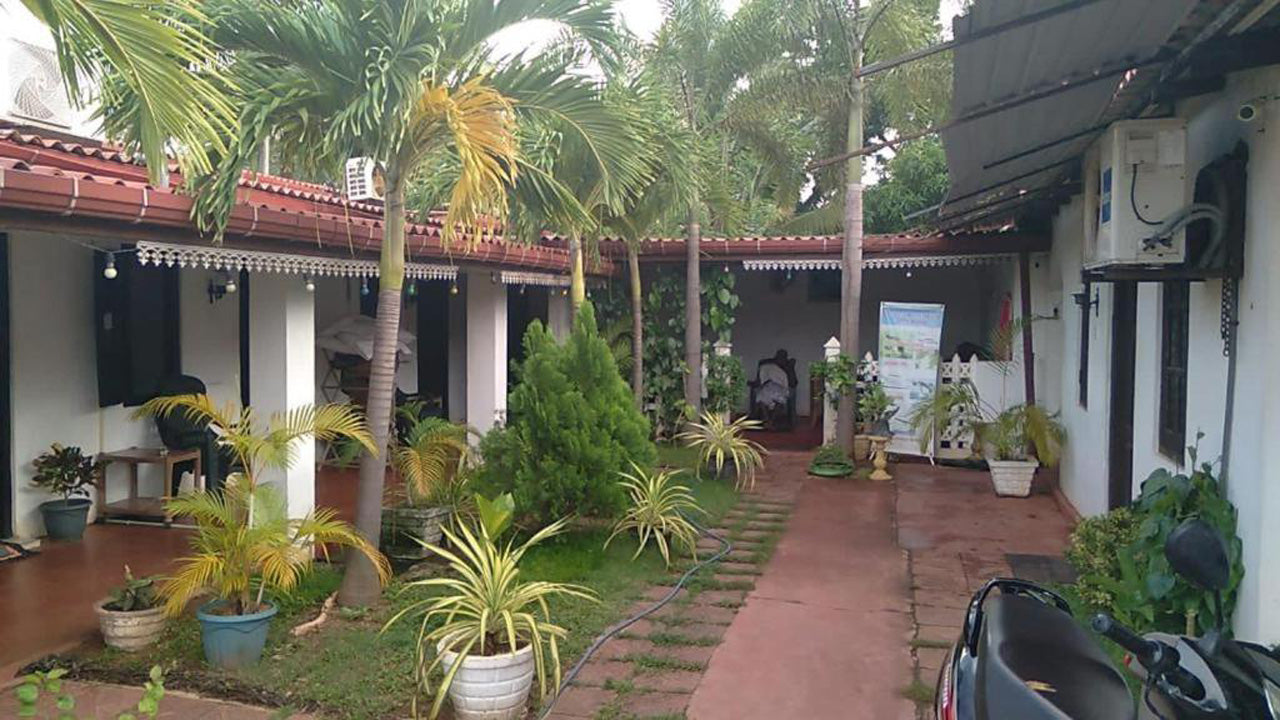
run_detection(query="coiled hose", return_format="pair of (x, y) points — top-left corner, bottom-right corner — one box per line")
(536, 516), (733, 719)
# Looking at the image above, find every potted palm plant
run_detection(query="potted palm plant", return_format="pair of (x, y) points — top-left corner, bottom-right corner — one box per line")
(677, 411), (767, 490)
(384, 416), (472, 564)
(384, 517), (594, 720)
(31, 444), (103, 541)
(982, 404), (1065, 497)
(137, 395), (390, 669)
(907, 379), (986, 460)
(96, 565), (165, 651)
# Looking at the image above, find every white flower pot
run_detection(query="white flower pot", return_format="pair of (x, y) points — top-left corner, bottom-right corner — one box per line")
(437, 637), (535, 720)
(988, 459), (1039, 497)
(96, 599), (166, 651)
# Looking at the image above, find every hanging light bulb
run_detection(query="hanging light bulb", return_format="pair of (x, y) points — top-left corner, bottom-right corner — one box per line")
(905, 270), (913, 279)
(360, 277), (370, 296)
(304, 275), (316, 293)
(520, 284), (526, 294)
(407, 281), (417, 298)
(102, 253), (117, 279)
(224, 274), (237, 293)
(449, 282), (459, 296)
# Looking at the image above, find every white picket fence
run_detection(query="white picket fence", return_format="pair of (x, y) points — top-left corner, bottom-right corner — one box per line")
(857, 351), (1024, 460)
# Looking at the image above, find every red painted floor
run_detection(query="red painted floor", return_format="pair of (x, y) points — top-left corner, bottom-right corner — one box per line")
(688, 452), (916, 720)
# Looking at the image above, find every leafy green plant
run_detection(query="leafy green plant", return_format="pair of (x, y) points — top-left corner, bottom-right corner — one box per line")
(700, 266), (740, 343)
(103, 566), (159, 612)
(907, 380), (986, 456)
(1065, 507), (1139, 612)
(31, 444), (102, 501)
(394, 417), (472, 508)
(856, 381), (895, 431)
(383, 520), (596, 720)
(605, 463), (705, 568)
(813, 353), (858, 409)
(677, 412), (767, 490)
(135, 395), (390, 616)
(981, 404), (1065, 465)
(14, 665), (165, 719)
(478, 304), (656, 525)
(642, 270), (689, 438)
(705, 353), (746, 414)
(808, 444), (855, 476)
(474, 492), (515, 539)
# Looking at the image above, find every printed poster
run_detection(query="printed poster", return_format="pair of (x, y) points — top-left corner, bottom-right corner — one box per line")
(878, 302), (945, 457)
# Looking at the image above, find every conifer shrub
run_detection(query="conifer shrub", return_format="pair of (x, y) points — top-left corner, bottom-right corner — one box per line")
(477, 303), (657, 525)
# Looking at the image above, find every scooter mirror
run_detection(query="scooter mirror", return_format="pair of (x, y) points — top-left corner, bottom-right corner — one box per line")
(1165, 519), (1230, 591)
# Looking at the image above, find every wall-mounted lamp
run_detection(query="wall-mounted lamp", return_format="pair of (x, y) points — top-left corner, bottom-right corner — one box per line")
(1072, 286), (1100, 317)
(102, 252), (118, 279)
(208, 271), (237, 303)
(450, 281), (460, 296)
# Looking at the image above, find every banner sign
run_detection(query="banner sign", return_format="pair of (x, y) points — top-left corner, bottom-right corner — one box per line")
(878, 302), (945, 456)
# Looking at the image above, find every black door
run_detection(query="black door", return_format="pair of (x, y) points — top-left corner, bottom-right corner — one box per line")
(1108, 281), (1138, 509)
(416, 280), (450, 417)
(0, 235), (9, 537)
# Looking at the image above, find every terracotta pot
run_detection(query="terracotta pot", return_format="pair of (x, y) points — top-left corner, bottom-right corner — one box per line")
(988, 459), (1039, 497)
(437, 637), (535, 720)
(96, 599), (166, 651)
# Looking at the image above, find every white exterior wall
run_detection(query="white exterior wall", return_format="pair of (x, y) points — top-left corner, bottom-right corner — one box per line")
(1044, 66), (1280, 642)
(180, 270), (242, 408)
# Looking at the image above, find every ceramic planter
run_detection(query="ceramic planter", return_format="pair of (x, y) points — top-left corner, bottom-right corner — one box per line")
(96, 599), (165, 651)
(39, 498), (92, 540)
(437, 638), (535, 720)
(381, 505), (451, 560)
(853, 434), (872, 462)
(988, 459), (1039, 497)
(196, 602), (278, 669)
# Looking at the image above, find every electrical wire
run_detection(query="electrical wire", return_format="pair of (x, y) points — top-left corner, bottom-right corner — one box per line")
(536, 515), (734, 720)
(1131, 163), (1164, 226)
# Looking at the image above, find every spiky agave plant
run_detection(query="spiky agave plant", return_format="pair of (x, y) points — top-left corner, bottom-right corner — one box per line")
(383, 520), (596, 720)
(676, 411), (767, 490)
(605, 463), (705, 567)
(134, 394), (391, 615)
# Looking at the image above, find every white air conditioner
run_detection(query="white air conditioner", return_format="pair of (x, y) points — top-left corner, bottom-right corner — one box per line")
(344, 157), (385, 202)
(4, 39), (73, 129)
(1084, 119), (1188, 269)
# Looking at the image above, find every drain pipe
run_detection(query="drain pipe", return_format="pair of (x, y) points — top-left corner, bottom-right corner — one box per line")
(536, 517), (733, 719)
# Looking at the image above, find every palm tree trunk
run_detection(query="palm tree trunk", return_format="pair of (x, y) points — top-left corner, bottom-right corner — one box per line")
(684, 205), (702, 415)
(628, 243), (644, 406)
(569, 235), (586, 322)
(837, 47), (865, 454)
(338, 164), (405, 607)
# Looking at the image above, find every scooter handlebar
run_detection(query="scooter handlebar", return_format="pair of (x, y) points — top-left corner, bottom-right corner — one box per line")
(1090, 613), (1206, 701)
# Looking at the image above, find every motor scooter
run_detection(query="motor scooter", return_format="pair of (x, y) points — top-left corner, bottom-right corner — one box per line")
(933, 519), (1280, 719)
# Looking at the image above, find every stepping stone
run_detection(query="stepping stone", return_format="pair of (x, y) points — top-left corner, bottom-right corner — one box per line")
(643, 585), (681, 601)
(676, 622), (730, 643)
(631, 669), (704, 693)
(549, 686), (619, 718)
(675, 604), (738, 625)
(654, 643), (717, 665)
(725, 550), (759, 564)
(734, 529), (774, 541)
(714, 561), (759, 574)
(617, 690), (691, 718)
(595, 637), (656, 661)
(694, 589), (747, 607)
(713, 573), (757, 586)
(571, 660), (635, 687)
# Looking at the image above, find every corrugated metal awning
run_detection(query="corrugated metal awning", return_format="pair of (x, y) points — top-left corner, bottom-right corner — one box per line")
(938, 0), (1200, 227)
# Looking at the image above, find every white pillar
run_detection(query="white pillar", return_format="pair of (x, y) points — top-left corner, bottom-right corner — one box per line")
(466, 270), (507, 433)
(249, 273), (316, 519)
(823, 337), (841, 445)
(547, 289), (571, 341)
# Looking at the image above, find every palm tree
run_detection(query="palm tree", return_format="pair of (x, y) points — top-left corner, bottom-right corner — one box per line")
(734, 0), (948, 449)
(21, 0), (235, 184)
(189, 0), (630, 606)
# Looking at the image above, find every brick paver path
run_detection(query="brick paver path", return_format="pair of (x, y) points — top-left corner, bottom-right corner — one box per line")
(545, 457), (802, 720)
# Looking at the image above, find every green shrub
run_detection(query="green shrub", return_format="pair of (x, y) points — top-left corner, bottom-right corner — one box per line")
(478, 303), (657, 525)
(705, 353), (746, 414)
(1065, 507), (1138, 611)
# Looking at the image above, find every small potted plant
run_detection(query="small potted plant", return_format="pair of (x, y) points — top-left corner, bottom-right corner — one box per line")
(31, 443), (103, 541)
(137, 395), (390, 669)
(383, 416), (472, 564)
(982, 404), (1065, 497)
(808, 443), (855, 477)
(386, 509), (594, 720)
(96, 565), (166, 651)
(854, 381), (895, 460)
(676, 411), (767, 490)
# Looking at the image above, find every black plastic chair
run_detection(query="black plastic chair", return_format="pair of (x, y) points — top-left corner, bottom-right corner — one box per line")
(748, 350), (798, 431)
(152, 375), (227, 493)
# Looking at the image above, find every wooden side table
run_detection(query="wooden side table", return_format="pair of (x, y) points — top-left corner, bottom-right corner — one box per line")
(96, 447), (203, 525)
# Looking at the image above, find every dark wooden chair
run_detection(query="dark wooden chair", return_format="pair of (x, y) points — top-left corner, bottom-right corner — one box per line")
(748, 350), (798, 431)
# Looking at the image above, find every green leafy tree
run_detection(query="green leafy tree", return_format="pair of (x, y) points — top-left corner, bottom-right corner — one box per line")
(864, 136), (949, 233)
(187, 0), (631, 606)
(477, 304), (657, 525)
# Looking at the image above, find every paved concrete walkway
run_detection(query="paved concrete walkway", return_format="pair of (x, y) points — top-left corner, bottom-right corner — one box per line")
(688, 453), (916, 720)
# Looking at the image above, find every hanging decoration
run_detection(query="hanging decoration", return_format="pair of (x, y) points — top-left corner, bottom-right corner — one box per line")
(134, 240), (457, 281)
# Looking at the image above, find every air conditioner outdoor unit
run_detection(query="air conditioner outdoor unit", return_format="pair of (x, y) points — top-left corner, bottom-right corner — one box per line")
(1085, 119), (1188, 269)
(344, 157), (385, 202)
(4, 39), (73, 130)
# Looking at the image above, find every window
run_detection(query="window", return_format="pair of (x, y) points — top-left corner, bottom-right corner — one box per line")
(1078, 283), (1090, 407)
(1158, 281), (1190, 459)
(94, 251), (180, 407)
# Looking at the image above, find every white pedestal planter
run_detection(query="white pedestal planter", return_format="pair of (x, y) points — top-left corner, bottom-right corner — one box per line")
(437, 638), (535, 720)
(988, 459), (1039, 498)
(95, 600), (166, 651)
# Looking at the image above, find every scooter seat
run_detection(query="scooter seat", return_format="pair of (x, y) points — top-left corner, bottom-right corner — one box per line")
(977, 594), (1135, 720)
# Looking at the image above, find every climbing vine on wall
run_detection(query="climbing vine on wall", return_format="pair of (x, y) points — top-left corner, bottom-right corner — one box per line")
(642, 269), (687, 437)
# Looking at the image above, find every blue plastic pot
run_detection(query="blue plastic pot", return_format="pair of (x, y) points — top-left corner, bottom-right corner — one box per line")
(196, 602), (278, 670)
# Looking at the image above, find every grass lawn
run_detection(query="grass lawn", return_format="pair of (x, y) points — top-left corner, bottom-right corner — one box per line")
(656, 442), (702, 473)
(57, 475), (739, 720)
